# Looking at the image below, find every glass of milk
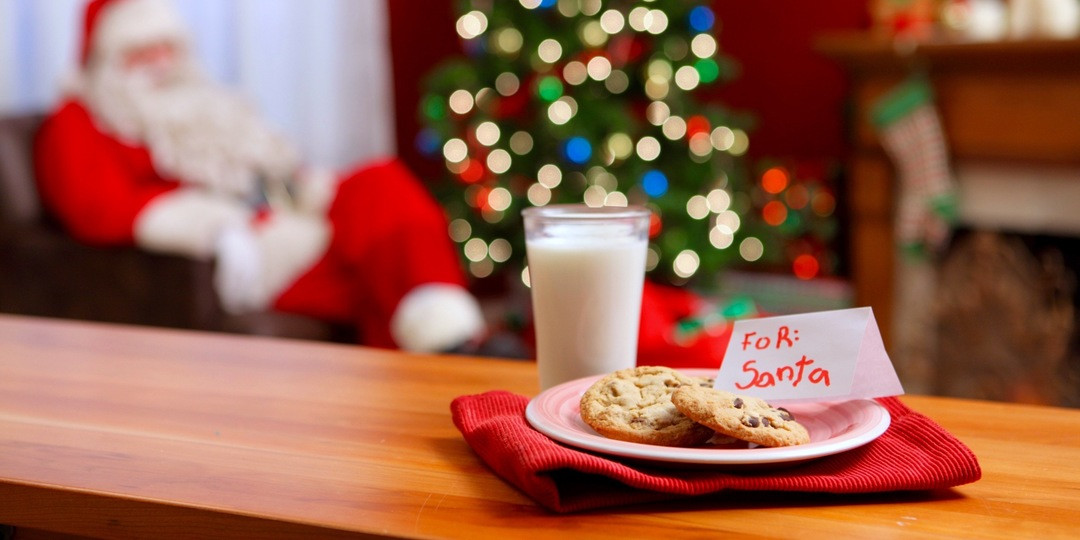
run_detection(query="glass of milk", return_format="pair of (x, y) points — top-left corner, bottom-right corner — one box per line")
(523, 204), (651, 390)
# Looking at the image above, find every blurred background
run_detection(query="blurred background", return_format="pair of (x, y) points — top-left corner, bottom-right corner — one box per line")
(2, 0), (1078, 406)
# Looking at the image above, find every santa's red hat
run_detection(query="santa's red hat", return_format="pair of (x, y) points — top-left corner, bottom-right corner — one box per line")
(80, 0), (189, 67)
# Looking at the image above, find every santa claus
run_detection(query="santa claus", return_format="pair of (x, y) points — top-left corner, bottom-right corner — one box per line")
(35, 0), (486, 352)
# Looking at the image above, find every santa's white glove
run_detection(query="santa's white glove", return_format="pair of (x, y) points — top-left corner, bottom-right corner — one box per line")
(214, 223), (263, 314)
(391, 284), (486, 352)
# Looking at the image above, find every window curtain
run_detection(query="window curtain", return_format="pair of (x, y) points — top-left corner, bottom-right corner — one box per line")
(0, 0), (395, 169)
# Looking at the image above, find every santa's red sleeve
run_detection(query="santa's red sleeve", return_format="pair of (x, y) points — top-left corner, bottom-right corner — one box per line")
(34, 99), (250, 258)
(34, 100), (178, 246)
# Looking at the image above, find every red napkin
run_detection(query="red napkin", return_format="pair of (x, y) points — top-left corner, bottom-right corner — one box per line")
(451, 391), (981, 513)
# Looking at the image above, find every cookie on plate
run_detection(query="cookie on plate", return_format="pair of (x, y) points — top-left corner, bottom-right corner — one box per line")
(671, 385), (810, 447)
(579, 366), (715, 447)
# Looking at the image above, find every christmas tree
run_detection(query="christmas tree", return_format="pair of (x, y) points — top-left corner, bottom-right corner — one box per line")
(418, 0), (838, 288)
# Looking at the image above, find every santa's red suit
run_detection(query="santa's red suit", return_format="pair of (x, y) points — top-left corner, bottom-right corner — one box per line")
(34, 0), (484, 351)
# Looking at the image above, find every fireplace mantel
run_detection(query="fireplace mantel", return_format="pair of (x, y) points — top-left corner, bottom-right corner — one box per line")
(817, 33), (1080, 347)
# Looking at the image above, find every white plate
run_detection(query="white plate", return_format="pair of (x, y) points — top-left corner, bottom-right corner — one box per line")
(525, 369), (891, 466)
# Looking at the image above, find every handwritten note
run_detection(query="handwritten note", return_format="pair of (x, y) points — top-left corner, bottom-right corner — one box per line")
(713, 307), (903, 403)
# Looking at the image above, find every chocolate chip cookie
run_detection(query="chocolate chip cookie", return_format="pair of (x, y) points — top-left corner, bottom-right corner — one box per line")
(671, 385), (810, 447)
(579, 366), (715, 447)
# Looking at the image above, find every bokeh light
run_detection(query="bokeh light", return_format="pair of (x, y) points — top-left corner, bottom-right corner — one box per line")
(564, 136), (592, 164)
(793, 253), (820, 280)
(642, 170), (668, 197)
(762, 167), (789, 194)
(600, 9), (625, 33)
(456, 11), (488, 40)
(673, 249), (700, 278)
(509, 131), (534, 154)
(537, 163), (562, 187)
(686, 195), (709, 219)
(739, 237), (764, 261)
(448, 218), (471, 242)
(636, 136), (661, 161)
(448, 89), (474, 115)
(762, 200), (788, 226)
(688, 6), (715, 32)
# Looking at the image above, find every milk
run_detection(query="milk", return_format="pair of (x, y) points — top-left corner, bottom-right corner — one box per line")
(526, 219), (649, 390)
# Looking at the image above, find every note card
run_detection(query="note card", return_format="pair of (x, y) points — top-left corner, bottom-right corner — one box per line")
(713, 307), (903, 403)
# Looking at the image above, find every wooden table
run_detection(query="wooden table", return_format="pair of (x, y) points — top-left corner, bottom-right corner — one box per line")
(1, 314), (1078, 538)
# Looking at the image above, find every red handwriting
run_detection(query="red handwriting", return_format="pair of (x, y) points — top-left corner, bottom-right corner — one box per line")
(734, 356), (831, 390)
(740, 326), (799, 351)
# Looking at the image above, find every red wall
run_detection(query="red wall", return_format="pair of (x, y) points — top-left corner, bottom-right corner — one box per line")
(387, 1), (872, 175)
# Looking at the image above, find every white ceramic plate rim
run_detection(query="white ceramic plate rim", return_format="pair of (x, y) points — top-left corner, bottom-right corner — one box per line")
(525, 369), (892, 465)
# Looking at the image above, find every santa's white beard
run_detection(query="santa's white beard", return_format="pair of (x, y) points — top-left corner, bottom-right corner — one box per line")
(79, 58), (300, 198)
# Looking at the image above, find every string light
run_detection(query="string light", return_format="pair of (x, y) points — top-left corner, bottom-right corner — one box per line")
(425, 2), (836, 283)
(563, 136), (592, 164)
(691, 34), (717, 58)
(494, 27), (524, 55)
(711, 126), (734, 151)
(527, 183), (552, 205)
(644, 77), (669, 100)
(646, 101), (670, 126)
(509, 131), (534, 154)
(706, 188), (731, 212)
(729, 129), (750, 155)
(557, 0), (580, 17)
(628, 7), (650, 32)
(604, 70), (629, 94)
(642, 169), (668, 197)
(645, 9), (669, 34)
(579, 20), (607, 47)
(600, 9), (625, 33)
(537, 38), (563, 63)
(709, 225), (734, 249)
(739, 237), (764, 261)
(673, 249), (700, 278)
(548, 100), (573, 124)
(448, 90), (474, 115)
(537, 164), (562, 188)
(536, 76), (563, 101)
(687, 195), (709, 219)
(695, 58), (720, 83)
(448, 218), (471, 242)
(563, 61), (588, 85)
(674, 65), (700, 91)
(583, 184), (607, 207)
(456, 11), (488, 40)
(793, 254), (820, 280)
(786, 184), (810, 209)
(475, 121), (500, 146)
(587, 56), (612, 80)
(443, 138), (468, 163)
(689, 6), (715, 32)
(489, 238), (513, 262)
(487, 186), (512, 211)
(470, 259), (494, 278)
(763, 200), (788, 226)
(605, 191), (628, 206)
(579, 0), (601, 16)
(606, 133), (633, 160)
(636, 136), (661, 161)
(463, 237), (488, 262)
(715, 210), (741, 233)
(495, 72), (520, 96)
(762, 167), (789, 194)
(661, 116), (686, 140)
(487, 149), (512, 174)
(663, 37), (689, 61)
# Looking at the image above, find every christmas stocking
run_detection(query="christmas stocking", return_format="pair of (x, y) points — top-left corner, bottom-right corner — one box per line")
(872, 78), (958, 256)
